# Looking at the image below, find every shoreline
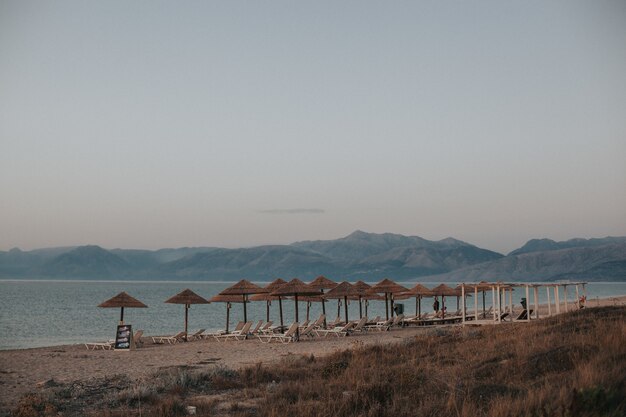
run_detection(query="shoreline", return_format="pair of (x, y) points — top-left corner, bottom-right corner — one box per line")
(1, 294), (625, 412)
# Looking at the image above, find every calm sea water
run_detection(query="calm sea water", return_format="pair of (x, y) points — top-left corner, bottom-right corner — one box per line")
(0, 280), (624, 350)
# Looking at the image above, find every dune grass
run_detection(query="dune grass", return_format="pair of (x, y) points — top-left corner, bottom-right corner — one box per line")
(12, 306), (626, 417)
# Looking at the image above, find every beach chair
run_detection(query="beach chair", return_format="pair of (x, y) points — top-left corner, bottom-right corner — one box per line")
(204, 321), (245, 338)
(188, 329), (206, 341)
(258, 321), (273, 334)
(249, 320), (264, 335)
(478, 307), (493, 319)
(392, 314), (405, 327)
(298, 320), (311, 330)
(84, 340), (115, 350)
(349, 317), (368, 333)
(257, 322), (300, 344)
(366, 316), (381, 325)
(314, 321), (356, 338)
(152, 331), (186, 345)
(365, 318), (393, 332)
(299, 321), (318, 338)
(214, 322), (253, 342)
(133, 330), (144, 347)
(328, 316), (342, 328)
(515, 309), (534, 321)
(310, 314), (326, 330)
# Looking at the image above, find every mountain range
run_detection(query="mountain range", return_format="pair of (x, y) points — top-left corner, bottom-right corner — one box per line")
(1, 231), (625, 282)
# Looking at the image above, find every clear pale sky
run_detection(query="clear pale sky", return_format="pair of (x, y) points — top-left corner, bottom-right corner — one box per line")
(1, 1), (625, 254)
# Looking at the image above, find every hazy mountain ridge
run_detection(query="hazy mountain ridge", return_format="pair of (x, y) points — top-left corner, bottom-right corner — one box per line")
(2, 232), (624, 281)
(424, 241), (626, 282)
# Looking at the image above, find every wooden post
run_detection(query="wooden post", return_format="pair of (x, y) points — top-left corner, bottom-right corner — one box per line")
(442, 296), (446, 319)
(533, 286), (539, 319)
(359, 296), (363, 319)
(391, 294), (395, 317)
(461, 284), (466, 324)
(418, 296), (421, 319)
(365, 299), (369, 317)
(338, 298), (342, 320)
(243, 294), (248, 323)
(474, 286), (478, 320)
(555, 286), (560, 314)
(266, 300), (270, 323)
(491, 286), (496, 321)
(344, 296), (349, 323)
(279, 296), (284, 328)
(546, 287), (552, 316)
(525, 285), (530, 322)
(294, 294), (299, 341)
(226, 302), (230, 333)
(184, 304), (189, 341)
(120, 306), (125, 324)
(575, 285), (580, 309)
(321, 289), (327, 329)
(564, 285), (569, 312)
(497, 285), (502, 323)
(385, 293), (389, 320)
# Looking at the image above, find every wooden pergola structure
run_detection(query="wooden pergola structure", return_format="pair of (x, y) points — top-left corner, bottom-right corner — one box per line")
(459, 281), (588, 325)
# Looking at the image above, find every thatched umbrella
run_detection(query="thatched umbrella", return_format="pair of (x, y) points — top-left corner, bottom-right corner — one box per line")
(98, 291), (147, 324)
(271, 278), (321, 339)
(165, 289), (210, 341)
(308, 276), (338, 328)
(249, 278), (287, 325)
(352, 281), (372, 318)
(323, 281), (360, 323)
(430, 284), (457, 318)
(369, 278), (408, 320)
(219, 280), (268, 323)
(209, 294), (249, 334)
(403, 284), (434, 318)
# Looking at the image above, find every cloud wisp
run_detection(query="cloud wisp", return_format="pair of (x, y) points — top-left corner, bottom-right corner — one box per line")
(257, 208), (325, 215)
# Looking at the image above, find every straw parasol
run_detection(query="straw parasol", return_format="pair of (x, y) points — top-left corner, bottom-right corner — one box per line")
(98, 291), (147, 324)
(209, 294), (249, 333)
(165, 289), (210, 341)
(369, 278), (408, 320)
(323, 281), (359, 323)
(249, 278), (287, 325)
(271, 278), (321, 339)
(402, 284), (434, 318)
(430, 284), (458, 318)
(308, 276), (338, 328)
(351, 280), (372, 318)
(219, 280), (268, 323)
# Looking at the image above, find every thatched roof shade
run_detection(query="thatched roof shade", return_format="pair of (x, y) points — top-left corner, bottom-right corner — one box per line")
(308, 276), (338, 290)
(264, 278), (288, 292)
(353, 280), (371, 292)
(209, 294), (249, 303)
(406, 284), (435, 297)
(271, 278), (320, 296)
(430, 284), (458, 297)
(357, 293), (386, 301)
(297, 295), (327, 302)
(165, 289), (210, 305)
(249, 293), (286, 301)
(369, 278), (408, 294)
(219, 279), (268, 296)
(323, 281), (358, 299)
(98, 292), (147, 308)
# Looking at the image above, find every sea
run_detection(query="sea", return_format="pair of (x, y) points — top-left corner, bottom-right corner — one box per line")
(0, 280), (625, 350)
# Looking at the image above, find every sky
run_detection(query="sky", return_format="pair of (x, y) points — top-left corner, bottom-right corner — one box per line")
(1, 1), (625, 254)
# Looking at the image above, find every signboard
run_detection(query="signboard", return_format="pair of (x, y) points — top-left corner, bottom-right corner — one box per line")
(114, 324), (134, 350)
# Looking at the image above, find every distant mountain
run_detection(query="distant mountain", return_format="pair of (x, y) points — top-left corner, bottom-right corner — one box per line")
(509, 237), (626, 256)
(424, 241), (626, 282)
(2, 232), (624, 281)
(0, 231), (503, 280)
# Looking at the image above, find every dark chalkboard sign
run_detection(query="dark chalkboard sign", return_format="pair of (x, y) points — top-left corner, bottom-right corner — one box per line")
(114, 324), (134, 350)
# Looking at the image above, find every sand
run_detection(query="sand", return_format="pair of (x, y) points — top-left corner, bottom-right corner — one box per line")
(1, 294), (625, 411)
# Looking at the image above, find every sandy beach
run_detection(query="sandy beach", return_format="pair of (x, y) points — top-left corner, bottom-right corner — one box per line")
(1, 294), (625, 412)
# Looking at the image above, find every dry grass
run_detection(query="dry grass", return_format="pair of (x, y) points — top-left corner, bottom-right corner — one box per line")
(12, 307), (626, 417)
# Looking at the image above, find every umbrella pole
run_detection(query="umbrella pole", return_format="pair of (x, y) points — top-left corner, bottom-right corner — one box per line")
(266, 300), (270, 323)
(482, 291), (486, 314)
(359, 296), (363, 319)
(184, 304), (189, 342)
(385, 293), (389, 320)
(243, 294), (248, 323)
(120, 306), (124, 324)
(279, 296), (284, 328)
(306, 301), (310, 321)
(391, 294), (395, 317)
(442, 297), (445, 319)
(418, 296), (422, 319)
(226, 302), (230, 333)
(457, 296), (459, 310)
(321, 289), (327, 328)
(415, 297), (418, 316)
(294, 294), (299, 341)
(344, 296), (349, 323)
(337, 299), (341, 320)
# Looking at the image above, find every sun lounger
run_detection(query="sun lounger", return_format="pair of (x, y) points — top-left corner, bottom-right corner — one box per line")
(249, 320), (264, 335)
(84, 340), (115, 350)
(391, 314), (405, 327)
(258, 321), (273, 334)
(299, 321), (318, 338)
(365, 318), (393, 331)
(214, 322), (253, 342)
(152, 331), (186, 344)
(327, 316), (342, 328)
(133, 330), (144, 347)
(366, 316), (381, 325)
(314, 321), (356, 338)
(257, 322), (300, 344)
(188, 329), (206, 341)
(515, 309), (534, 320)
(349, 317), (368, 333)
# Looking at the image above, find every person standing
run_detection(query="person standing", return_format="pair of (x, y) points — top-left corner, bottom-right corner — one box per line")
(433, 297), (440, 313)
